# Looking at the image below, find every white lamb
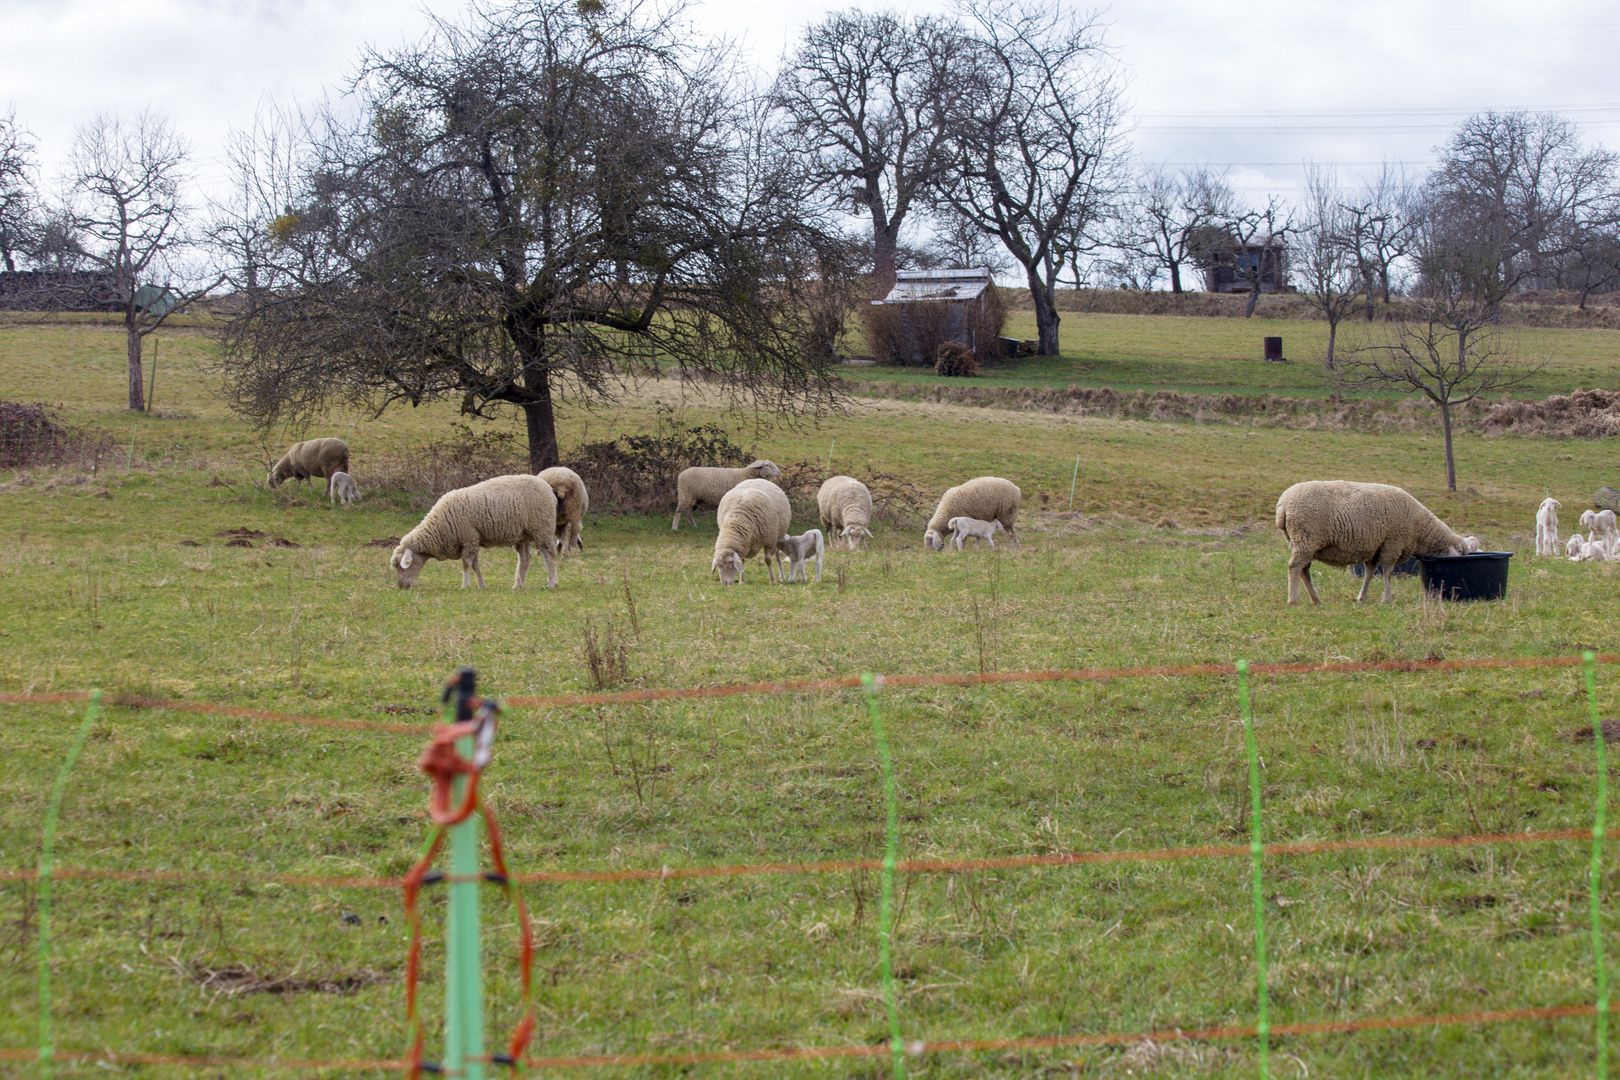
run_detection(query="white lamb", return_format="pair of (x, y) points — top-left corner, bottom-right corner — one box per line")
(1535, 498), (1561, 556)
(390, 474), (559, 590)
(329, 471), (361, 505)
(711, 479), (793, 586)
(1572, 536), (1611, 562)
(1567, 534), (1587, 560)
(947, 516), (1005, 550)
(817, 475), (875, 550)
(924, 477), (1021, 551)
(780, 529), (825, 583)
(1591, 509), (1620, 558)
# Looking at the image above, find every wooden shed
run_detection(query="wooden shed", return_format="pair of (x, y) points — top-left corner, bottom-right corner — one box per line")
(1204, 235), (1289, 294)
(867, 268), (1004, 366)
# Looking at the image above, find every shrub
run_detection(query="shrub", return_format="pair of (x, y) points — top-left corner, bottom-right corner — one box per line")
(0, 401), (113, 470)
(367, 423), (527, 506)
(562, 404), (754, 513)
(862, 287), (1008, 368)
(934, 341), (979, 378)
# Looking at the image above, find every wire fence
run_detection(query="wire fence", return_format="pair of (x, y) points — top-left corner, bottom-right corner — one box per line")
(4, 651), (1616, 1076)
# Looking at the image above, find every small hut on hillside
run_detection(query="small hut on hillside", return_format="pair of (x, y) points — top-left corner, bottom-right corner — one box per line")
(1203, 236), (1289, 293)
(867, 268), (1005, 367)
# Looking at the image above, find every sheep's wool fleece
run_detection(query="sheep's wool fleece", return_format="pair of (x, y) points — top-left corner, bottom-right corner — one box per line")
(818, 475), (873, 528)
(926, 476), (1022, 535)
(1275, 480), (1465, 567)
(715, 479), (792, 561)
(272, 438), (349, 481)
(399, 474), (557, 560)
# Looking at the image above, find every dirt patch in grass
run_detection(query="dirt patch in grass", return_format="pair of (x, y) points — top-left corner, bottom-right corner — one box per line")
(187, 963), (388, 996)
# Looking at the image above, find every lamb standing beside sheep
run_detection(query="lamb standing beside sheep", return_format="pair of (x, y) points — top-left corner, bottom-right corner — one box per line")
(948, 516), (1005, 550)
(329, 471), (360, 505)
(780, 529), (825, 583)
(268, 438), (351, 494)
(674, 461), (781, 530)
(711, 479), (792, 585)
(390, 474), (559, 590)
(538, 466), (589, 557)
(1275, 480), (1477, 605)
(1535, 498), (1561, 556)
(817, 475), (874, 550)
(924, 477), (1021, 551)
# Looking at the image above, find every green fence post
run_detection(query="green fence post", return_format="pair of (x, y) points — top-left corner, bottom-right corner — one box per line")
(1588, 651), (1610, 1078)
(1237, 661), (1270, 1079)
(38, 691), (101, 1080)
(863, 674), (905, 1080)
(445, 669), (484, 1080)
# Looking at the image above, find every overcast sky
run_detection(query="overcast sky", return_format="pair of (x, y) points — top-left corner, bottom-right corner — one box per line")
(3, 0), (1618, 211)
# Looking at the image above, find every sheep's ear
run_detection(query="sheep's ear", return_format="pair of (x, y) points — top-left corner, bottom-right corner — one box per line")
(400, 549), (414, 569)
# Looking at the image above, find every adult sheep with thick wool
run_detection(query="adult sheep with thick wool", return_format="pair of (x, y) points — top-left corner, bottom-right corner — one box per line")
(711, 478), (792, 585)
(924, 477), (1021, 551)
(673, 460), (781, 530)
(1275, 480), (1477, 605)
(267, 438), (350, 493)
(538, 466), (589, 557)
(390, 474), (559, 590)
(817, 475), (874, 550)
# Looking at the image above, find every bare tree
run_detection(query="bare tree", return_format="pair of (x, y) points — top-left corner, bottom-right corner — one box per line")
(1338, 162), (1417, 319)
(213, 105), (307, 312)
(1213, 196), (1290, 317)
(1125, 166), (1233, 294)
(0, 110), (37, 274)
(57, 111), (219, 411)
(936, 0), (1124, 355)
(1422, 111), (1618, 312)
(773, 12), (964, 290)
(1337, 291), (1543, 491)
(1296, 165), (1361, 371)
(218, 0), (857, 472)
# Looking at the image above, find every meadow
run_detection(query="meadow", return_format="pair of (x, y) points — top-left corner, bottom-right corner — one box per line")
(1, 316), (1618, 1078)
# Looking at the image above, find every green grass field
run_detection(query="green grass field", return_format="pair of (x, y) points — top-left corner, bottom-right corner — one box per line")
(1, 317), (1618, 1078)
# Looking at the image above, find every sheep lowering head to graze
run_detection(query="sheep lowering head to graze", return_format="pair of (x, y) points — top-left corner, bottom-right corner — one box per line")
(710, 478), (792, 585)
(817, 475), (875, 551)
(1274, 480), (1473, 605)
(924, 477), (1021, 551)
(329, 471), (360, 505)
(1535, 498), (1561, 556)
(780, 529), (825, 583)
(674, 460), (781, 530)
(390, 474), (559, 590)
(267, 438), (351, 493)
(537, 466), (589, 557)
(947, 516), (1004, 550)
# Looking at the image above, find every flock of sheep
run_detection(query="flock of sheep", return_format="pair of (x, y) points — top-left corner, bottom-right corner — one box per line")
(1536, 497), (1619, 562)
(264, 437), (1576, 606)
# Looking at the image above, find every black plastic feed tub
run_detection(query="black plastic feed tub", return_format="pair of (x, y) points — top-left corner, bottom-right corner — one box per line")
(1419, 551), (1511, 601)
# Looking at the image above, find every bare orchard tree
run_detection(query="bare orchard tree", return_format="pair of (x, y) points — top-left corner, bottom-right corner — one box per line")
(773, 11), (965, 290)
(1219, 196), (1290, 318)
(1338, 162), (1417, 319)
(0, 110), (38, 274)
(1337, 290), (1543, 492)
(1125, 166), (1234, 294)
(218, 0), (857, 472)
(58, 111), (220, 410)
(1296, 165), (1361, 371)
(936, 0), (1124, 355)
(212, 105), (308, 312)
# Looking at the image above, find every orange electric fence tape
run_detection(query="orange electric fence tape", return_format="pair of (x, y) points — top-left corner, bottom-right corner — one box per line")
(2, 651), (1616, 733)
(0, 1003), (1598, 1071)
(0, 827), (1599, 888)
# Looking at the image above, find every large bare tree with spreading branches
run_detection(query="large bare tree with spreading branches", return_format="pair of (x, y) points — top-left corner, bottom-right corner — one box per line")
(935, 0), (1124, 356)
(0, 110), (37, 275)
(218, 0), (857, 471)
(1125, 166), (1234, 294)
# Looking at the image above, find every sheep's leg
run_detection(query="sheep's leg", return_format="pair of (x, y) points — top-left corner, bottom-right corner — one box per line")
(513, 542), (531, 589)
(1006, 524), (1020, 550)
(986, 534), (996, 549)
(1288, 553), (1319, 606)
(1354, 565), (1372, 602)
(1380, 564), (1394, 602)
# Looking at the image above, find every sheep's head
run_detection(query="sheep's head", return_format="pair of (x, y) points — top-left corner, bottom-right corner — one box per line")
(1461, 535), (1481, 552)
(748, 460), (780, 479)
(842, 524), (872, 550)
(1582, 510), (1599, 530)
(391, 546), (425, 589)
(1568, 535), (1586, 557)
(991, 520), (1006, 534)
(712, 550), (745, 585)
(265, 470), (280, 489)
(924, 529), (945, 551)
(946, 517), (962, 532)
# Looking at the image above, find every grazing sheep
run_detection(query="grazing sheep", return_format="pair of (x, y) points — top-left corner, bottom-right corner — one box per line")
(267, 438), (350, 493)
(924, 477), (1021, 551)
(947, 516), (1005, 550)
(1535, 498), (1561, 556)
(328, 471), (361, 505)
(537, 466), (589, 557)
(780, 529), (825, 583)
(1567, 533), (1587, 559)
(711, 479), (792, 585)
(390, 474), (559, 591)
(674, 461), (781, 530)
(817, 475), (875, 551)
(1274, 480), (1474, 605)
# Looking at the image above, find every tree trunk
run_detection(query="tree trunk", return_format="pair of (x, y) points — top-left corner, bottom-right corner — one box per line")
(1168, 261), (1183, 294)
(1243, 282), (1260, 318)
(1440, 398), (1456, 492)
(1380, 268), (1392, 304)
(1324, 319), (1338, 373)
(872, 225), (900, 293)
(126, 315), (145, 412)
(1363, 270), (1376, 321)
(1028, 268), (1061, 355)
(522, 367), (559, 472)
